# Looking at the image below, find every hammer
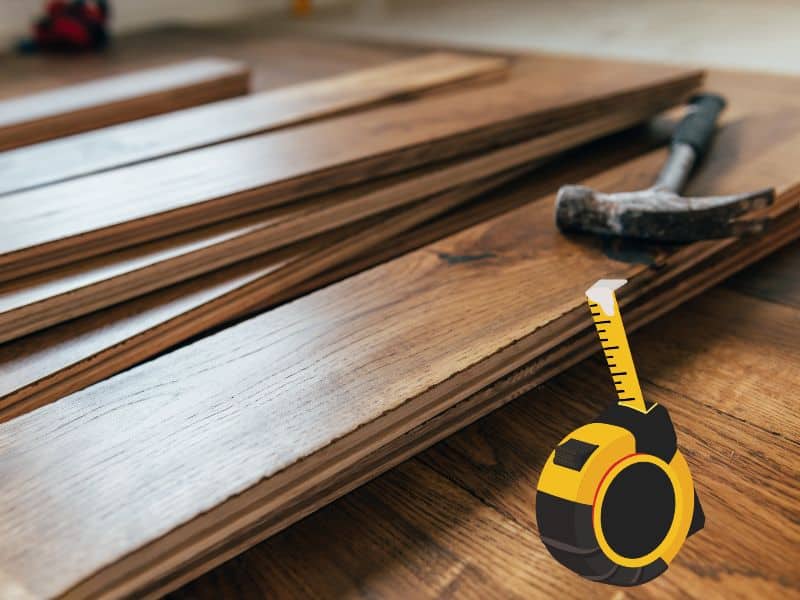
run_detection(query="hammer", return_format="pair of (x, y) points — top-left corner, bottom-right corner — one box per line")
(555, 93), (775, 242)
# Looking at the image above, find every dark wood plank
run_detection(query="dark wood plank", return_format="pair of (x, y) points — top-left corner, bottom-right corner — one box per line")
(0, 109), (652, 344)
(0, 52), (507, 196)
(0, 56), (701, 281)
(725, 242), (800, 309)
(0, 114), (669, 421)
(0, 58), (250, 150)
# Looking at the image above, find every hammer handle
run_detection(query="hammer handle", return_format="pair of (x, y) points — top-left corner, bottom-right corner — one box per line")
(672, 93), (726, 159)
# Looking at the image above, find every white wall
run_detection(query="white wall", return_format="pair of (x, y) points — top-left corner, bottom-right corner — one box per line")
(290, 0), (800, 75)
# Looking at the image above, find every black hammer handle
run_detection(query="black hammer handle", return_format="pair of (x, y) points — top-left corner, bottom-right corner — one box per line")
(672, 93), (726, 159)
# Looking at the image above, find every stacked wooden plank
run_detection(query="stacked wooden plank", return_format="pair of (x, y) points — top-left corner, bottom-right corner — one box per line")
(10, 46), (797, 599)
(0, 53), (700, 423)
(0, 52), (506, 194)
(0, 58), (251, 150)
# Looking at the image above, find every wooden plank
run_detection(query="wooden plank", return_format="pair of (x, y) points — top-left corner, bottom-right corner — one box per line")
(2, 64), (800, 596)
(0, 59), (251, 151)
(0, 108), (667, 420)
(725, 243), (800, 309)
(0, 53), (508, 196)
(0, 57), (702, 281)
(0, 109), (658, 344)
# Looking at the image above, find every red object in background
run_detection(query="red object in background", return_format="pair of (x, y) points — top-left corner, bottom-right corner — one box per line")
(19, 1), (110, 53)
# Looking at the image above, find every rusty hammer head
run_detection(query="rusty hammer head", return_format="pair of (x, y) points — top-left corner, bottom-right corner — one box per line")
(555, 93), (776, 242)
(555, 183), (775, 242)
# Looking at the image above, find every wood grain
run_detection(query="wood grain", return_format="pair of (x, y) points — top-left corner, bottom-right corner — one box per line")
(0, 113), (671, 422)
(0, 57), (701, 281)
(0, 108), (660, 344)
(0, 52), (508, 196)
(169, 212), (800, 599)
(114, 184), (800, 599)
(0, 58), (250, 151)
(2, 59), (800, 595)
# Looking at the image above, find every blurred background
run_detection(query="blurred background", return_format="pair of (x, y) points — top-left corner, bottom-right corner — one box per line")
(2, 0), (799, 73)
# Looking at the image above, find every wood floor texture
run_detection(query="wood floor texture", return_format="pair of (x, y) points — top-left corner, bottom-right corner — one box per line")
(0, 58), (250, 151)
(0, 52), (507, 196)
(0, 56), (701, 281)
(1, 54), (799, 599)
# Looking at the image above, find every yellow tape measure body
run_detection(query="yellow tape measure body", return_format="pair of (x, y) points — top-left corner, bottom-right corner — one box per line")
(536, 280), (703, 586)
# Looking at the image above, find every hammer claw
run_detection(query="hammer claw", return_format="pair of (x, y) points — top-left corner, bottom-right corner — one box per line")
(554, 93), (777, 243)
(682, 187), (775, 216)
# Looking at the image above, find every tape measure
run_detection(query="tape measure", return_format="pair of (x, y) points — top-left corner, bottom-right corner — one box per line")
(535, 279), (704, 586)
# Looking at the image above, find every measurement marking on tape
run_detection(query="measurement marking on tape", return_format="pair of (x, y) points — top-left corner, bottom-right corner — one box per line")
(586, 279), (648, 414)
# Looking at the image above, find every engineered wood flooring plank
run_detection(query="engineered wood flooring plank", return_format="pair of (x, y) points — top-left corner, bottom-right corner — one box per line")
(0, 58), (251, 151)
(0, 31), (420, 101)
(0, 112), (672, 420)
(0, 57), (702, 280)
(3, 89), (800, 596)
(725, 242), (800, 309)
(0, 108), (656, 343)
(0, 52), (508, 196)
(0, 168), (526, 422)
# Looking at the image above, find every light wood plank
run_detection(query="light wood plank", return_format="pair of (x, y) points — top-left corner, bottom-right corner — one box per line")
(0, 59), (250, 151)
(0, 53), (508, 196)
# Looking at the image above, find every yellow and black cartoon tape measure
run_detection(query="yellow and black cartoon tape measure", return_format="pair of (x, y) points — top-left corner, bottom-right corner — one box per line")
(536, 279), (703, 586)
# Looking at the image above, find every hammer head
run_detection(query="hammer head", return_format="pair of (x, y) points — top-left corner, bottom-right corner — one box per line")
(555, 184), (775, 242)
